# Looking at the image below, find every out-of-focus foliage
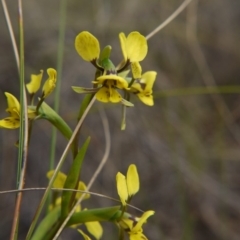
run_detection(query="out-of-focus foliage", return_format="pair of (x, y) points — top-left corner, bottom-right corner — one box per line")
(0, 0), (240, 239)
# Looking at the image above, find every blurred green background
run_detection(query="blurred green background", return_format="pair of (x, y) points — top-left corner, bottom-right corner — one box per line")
(1, 0), (240, 239)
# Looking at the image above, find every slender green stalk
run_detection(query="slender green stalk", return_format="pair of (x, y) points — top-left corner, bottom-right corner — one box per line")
(47, 0), (67, 214)
(10, 0), (29, 239)
(146, 0), (193, 40)
(50, 0), (67, 171)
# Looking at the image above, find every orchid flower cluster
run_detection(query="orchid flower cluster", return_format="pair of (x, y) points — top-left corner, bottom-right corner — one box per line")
(72, 31), (157, 107)
(0, 31), (155, 240)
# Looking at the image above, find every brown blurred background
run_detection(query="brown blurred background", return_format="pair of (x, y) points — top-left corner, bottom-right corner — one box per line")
(0, 0), (240, 239)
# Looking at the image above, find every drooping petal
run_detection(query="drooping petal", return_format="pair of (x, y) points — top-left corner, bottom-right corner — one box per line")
(5, 92), (20, 117)
(77, 229), (92, 240)
(42, 68), (57, 98)
(126, 164), (140, 197)
(26, 70), (43, 94)
(133, 210), (155, 232)
(75, 31), (100, 62)
(126, 32), (148, 62)
(131, 62), (142, 79)
(137, 93), (154, 106)
(142, 71), (157, 92)
(46, 170), (66, 188)
(85, 221), (103, 240)
(0, 117), (20, 129)
(116, 172), (128, 206)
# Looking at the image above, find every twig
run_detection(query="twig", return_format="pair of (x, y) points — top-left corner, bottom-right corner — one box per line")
(146, 0), (193, 40)
(1, 0), (19, 69)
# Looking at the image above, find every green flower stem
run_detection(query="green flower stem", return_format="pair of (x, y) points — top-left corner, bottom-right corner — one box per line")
(10, 1), (27, 239)
(39, 101), (72, 140)
(66, 206), (124, 226)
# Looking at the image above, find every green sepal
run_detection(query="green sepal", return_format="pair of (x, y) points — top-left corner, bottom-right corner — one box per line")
(67, 206), (126, 227)
(121, 98), (134, 107)
(38, 101), (72, 140)
(31, 206), (61, 240)
(101, 58), (117, 74)
(61, 137), (91, 219)
(121, 105), (126, 131)
(72, 86), (99, 94)
(118, 70), (130, 79)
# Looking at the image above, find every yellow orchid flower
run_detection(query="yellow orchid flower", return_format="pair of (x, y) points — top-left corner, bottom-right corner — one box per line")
(26, 70), (43, 94)
(42, 68), (57, 98)
(0, 92), (36, 129)
(119, 210), (155, 240)
(116, 164), (140, 206)
(46, 170), (90, 200)
(93, 74), (129, 103)
(46, 171), (103, 239)
(130, 71), (157, 106)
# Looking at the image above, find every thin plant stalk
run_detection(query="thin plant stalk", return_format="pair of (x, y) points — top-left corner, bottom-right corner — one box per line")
(47, 0), (67, 213)
(1, 0), (19, 69)
(146, 0), (193, 40)
(10, 0), (29, 239)
(26, 96), (96, 240)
